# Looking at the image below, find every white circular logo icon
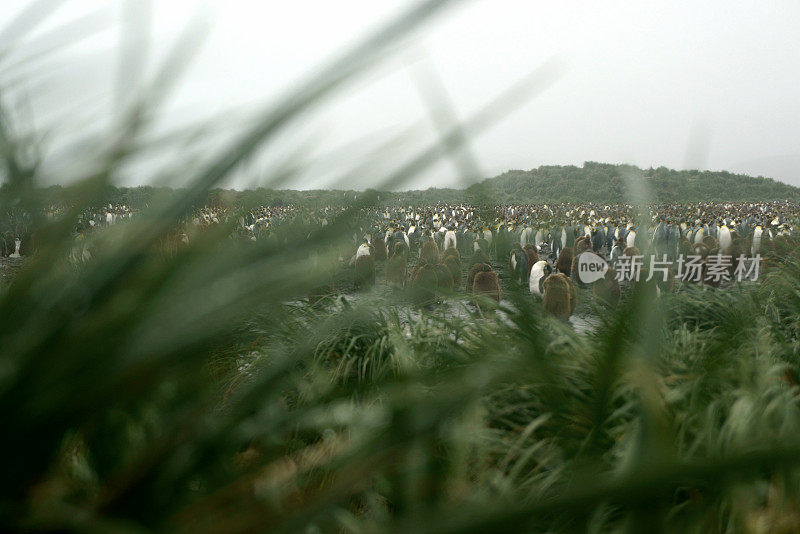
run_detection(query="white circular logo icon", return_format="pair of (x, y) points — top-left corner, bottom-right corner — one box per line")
(577, 251), (608, 283)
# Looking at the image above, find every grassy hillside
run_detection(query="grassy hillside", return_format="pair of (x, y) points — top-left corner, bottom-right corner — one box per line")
(27, 162), (800, 211)
(465, 161), (800, 204)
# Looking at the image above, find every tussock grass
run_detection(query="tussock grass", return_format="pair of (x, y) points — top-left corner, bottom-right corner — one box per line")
(3, 2), (800, 532)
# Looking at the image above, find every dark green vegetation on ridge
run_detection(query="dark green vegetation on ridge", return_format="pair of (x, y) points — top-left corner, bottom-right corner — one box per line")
(467, 161), (800, 204)
(20, 162), (797, 209)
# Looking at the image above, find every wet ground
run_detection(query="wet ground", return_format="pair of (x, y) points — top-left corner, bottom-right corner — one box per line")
(1, 249), (599, 333)
(327, 248), (600, 335)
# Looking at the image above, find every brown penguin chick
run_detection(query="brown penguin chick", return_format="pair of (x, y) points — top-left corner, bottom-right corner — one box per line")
(727, 238), (746, 271)
(420, 238), (440, 265)
(443, 255), (462, 289)
(442, 247), (460, 262)
(679, 236), (692, 257)
(522, 244), (539, 277)
(623, 246), (640, 257)
(574, 236), (592, 255)
(543, 273), (575, 321)
(743, 235), (753, 258)
(371, 236), (388, 261)
(702, 235), (719, 255)
(700, 256), (722, 287)
(473, 267), (501, 304)
(354, 254), (376, 288)
(410, 263), (438, 306)
(557, 247), (573, 276)
(392, 241), (407, 258)
(467, 262), (490, 292)
(632, 268), (663, 296)
(593, 268), (621, 306)
(570, 255), (582, 286)
(656, 267), (677, 294)
(470, 250), (491, 269)
(692, 242), (709, 259)
(19, 233), (35, 256)
(409, 264), (422, 285)
(385, 252), (407, 286)
(727, 237), (752, 261)
(568, 275), (578, 314)
(434, 263), (454, 293)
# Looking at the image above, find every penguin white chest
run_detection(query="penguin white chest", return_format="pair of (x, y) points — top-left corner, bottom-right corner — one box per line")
(356, 244), (370, 259)
(694, 228), (704, 244)
(529, 261), (548, 296)
(752, 228), (762, 255)
(718, 227), (732, 252)
(444, 231), (457, 250)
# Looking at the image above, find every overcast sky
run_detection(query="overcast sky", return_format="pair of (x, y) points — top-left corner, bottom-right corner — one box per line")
(1, 0), (799, 190)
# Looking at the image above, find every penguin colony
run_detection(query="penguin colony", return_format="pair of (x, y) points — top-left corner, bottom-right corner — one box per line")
(320, 201), (796, 322)
(346, 220), (625, 322)
(4, 201), (795, 323)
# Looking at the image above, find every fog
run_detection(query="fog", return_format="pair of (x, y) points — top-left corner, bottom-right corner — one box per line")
(1, 0), (799, 190)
